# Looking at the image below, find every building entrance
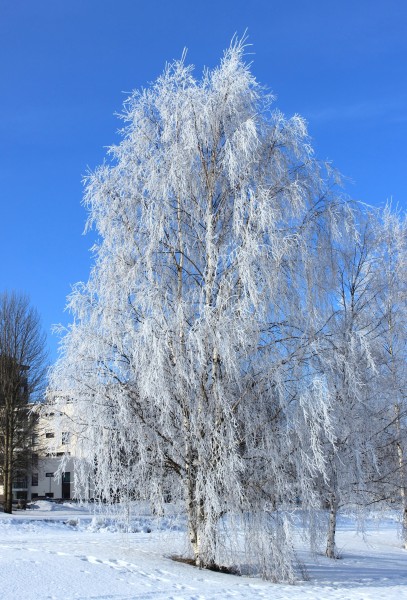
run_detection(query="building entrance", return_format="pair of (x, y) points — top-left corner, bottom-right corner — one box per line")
(62, 472), (71, 499)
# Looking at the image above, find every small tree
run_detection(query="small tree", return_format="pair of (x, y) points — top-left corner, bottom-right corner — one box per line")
(374, 207), (407, 546)
(50, 39), (352, 580)
(0, 291), (47, 513)
(314, 215), (385, 557)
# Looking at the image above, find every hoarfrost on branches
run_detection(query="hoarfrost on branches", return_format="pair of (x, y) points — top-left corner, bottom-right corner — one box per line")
(374, 206), (407, 547)
(312, 212), (386, 557)
(49, 39), (353, 580)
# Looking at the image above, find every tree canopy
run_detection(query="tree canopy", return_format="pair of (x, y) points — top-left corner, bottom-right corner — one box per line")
(49, 40), (406, 579)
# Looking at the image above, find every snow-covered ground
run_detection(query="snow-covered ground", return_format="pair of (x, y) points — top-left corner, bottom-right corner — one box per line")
(0, 502), (406, 599)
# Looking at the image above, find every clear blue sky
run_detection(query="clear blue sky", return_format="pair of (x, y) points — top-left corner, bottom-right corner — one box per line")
(1, 0), (406, 361)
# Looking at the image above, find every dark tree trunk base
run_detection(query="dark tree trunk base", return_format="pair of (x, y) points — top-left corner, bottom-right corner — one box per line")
(170, 555), (239, 575)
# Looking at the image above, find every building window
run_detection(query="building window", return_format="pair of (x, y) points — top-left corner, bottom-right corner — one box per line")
(45, 432), (55, 439)
(61, 432), (71, 445)
(32, 473), (38, 486)
(12, 476), (28, 489)
(31, 493), (38, 499)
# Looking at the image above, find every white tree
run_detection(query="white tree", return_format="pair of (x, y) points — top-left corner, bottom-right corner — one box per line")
(313, 215), (386, 557)
(373, 206), (407, 547)
(50, 39), (351, 580)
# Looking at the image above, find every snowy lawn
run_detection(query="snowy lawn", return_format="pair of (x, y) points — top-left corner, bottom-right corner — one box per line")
(0, 502), (406, 600)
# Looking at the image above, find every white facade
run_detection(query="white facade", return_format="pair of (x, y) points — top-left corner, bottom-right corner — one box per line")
(0, 430), (74, 503)
(28, 405), (75, 501)
(0, 399), (81, 505)
(0, 404), (76, 503)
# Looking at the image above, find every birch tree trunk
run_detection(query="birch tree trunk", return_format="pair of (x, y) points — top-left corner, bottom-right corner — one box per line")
(325, 491), (339, 558)
(395, 402), (407, 549)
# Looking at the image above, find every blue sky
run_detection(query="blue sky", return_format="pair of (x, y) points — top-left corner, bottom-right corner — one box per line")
(1, 0), (406, 361)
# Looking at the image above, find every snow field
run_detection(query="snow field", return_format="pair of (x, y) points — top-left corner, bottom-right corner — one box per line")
(0, 503), (406, 599)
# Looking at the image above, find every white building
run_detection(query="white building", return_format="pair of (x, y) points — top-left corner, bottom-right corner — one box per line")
(0, 404), (77, 504)
(28, 406), (76, 501)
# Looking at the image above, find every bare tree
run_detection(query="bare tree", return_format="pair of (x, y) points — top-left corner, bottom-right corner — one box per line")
(0, 291), (47, 513)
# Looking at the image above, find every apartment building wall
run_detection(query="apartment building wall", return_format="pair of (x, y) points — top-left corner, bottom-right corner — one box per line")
(29, 454), (75, 500)
(28, 406), (75, 501)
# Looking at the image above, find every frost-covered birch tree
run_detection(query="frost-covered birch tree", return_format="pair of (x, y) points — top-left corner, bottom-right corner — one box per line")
(313, 215), (385, 558)
(50, 40), (350, 580)
(374, 207), (407, 547)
